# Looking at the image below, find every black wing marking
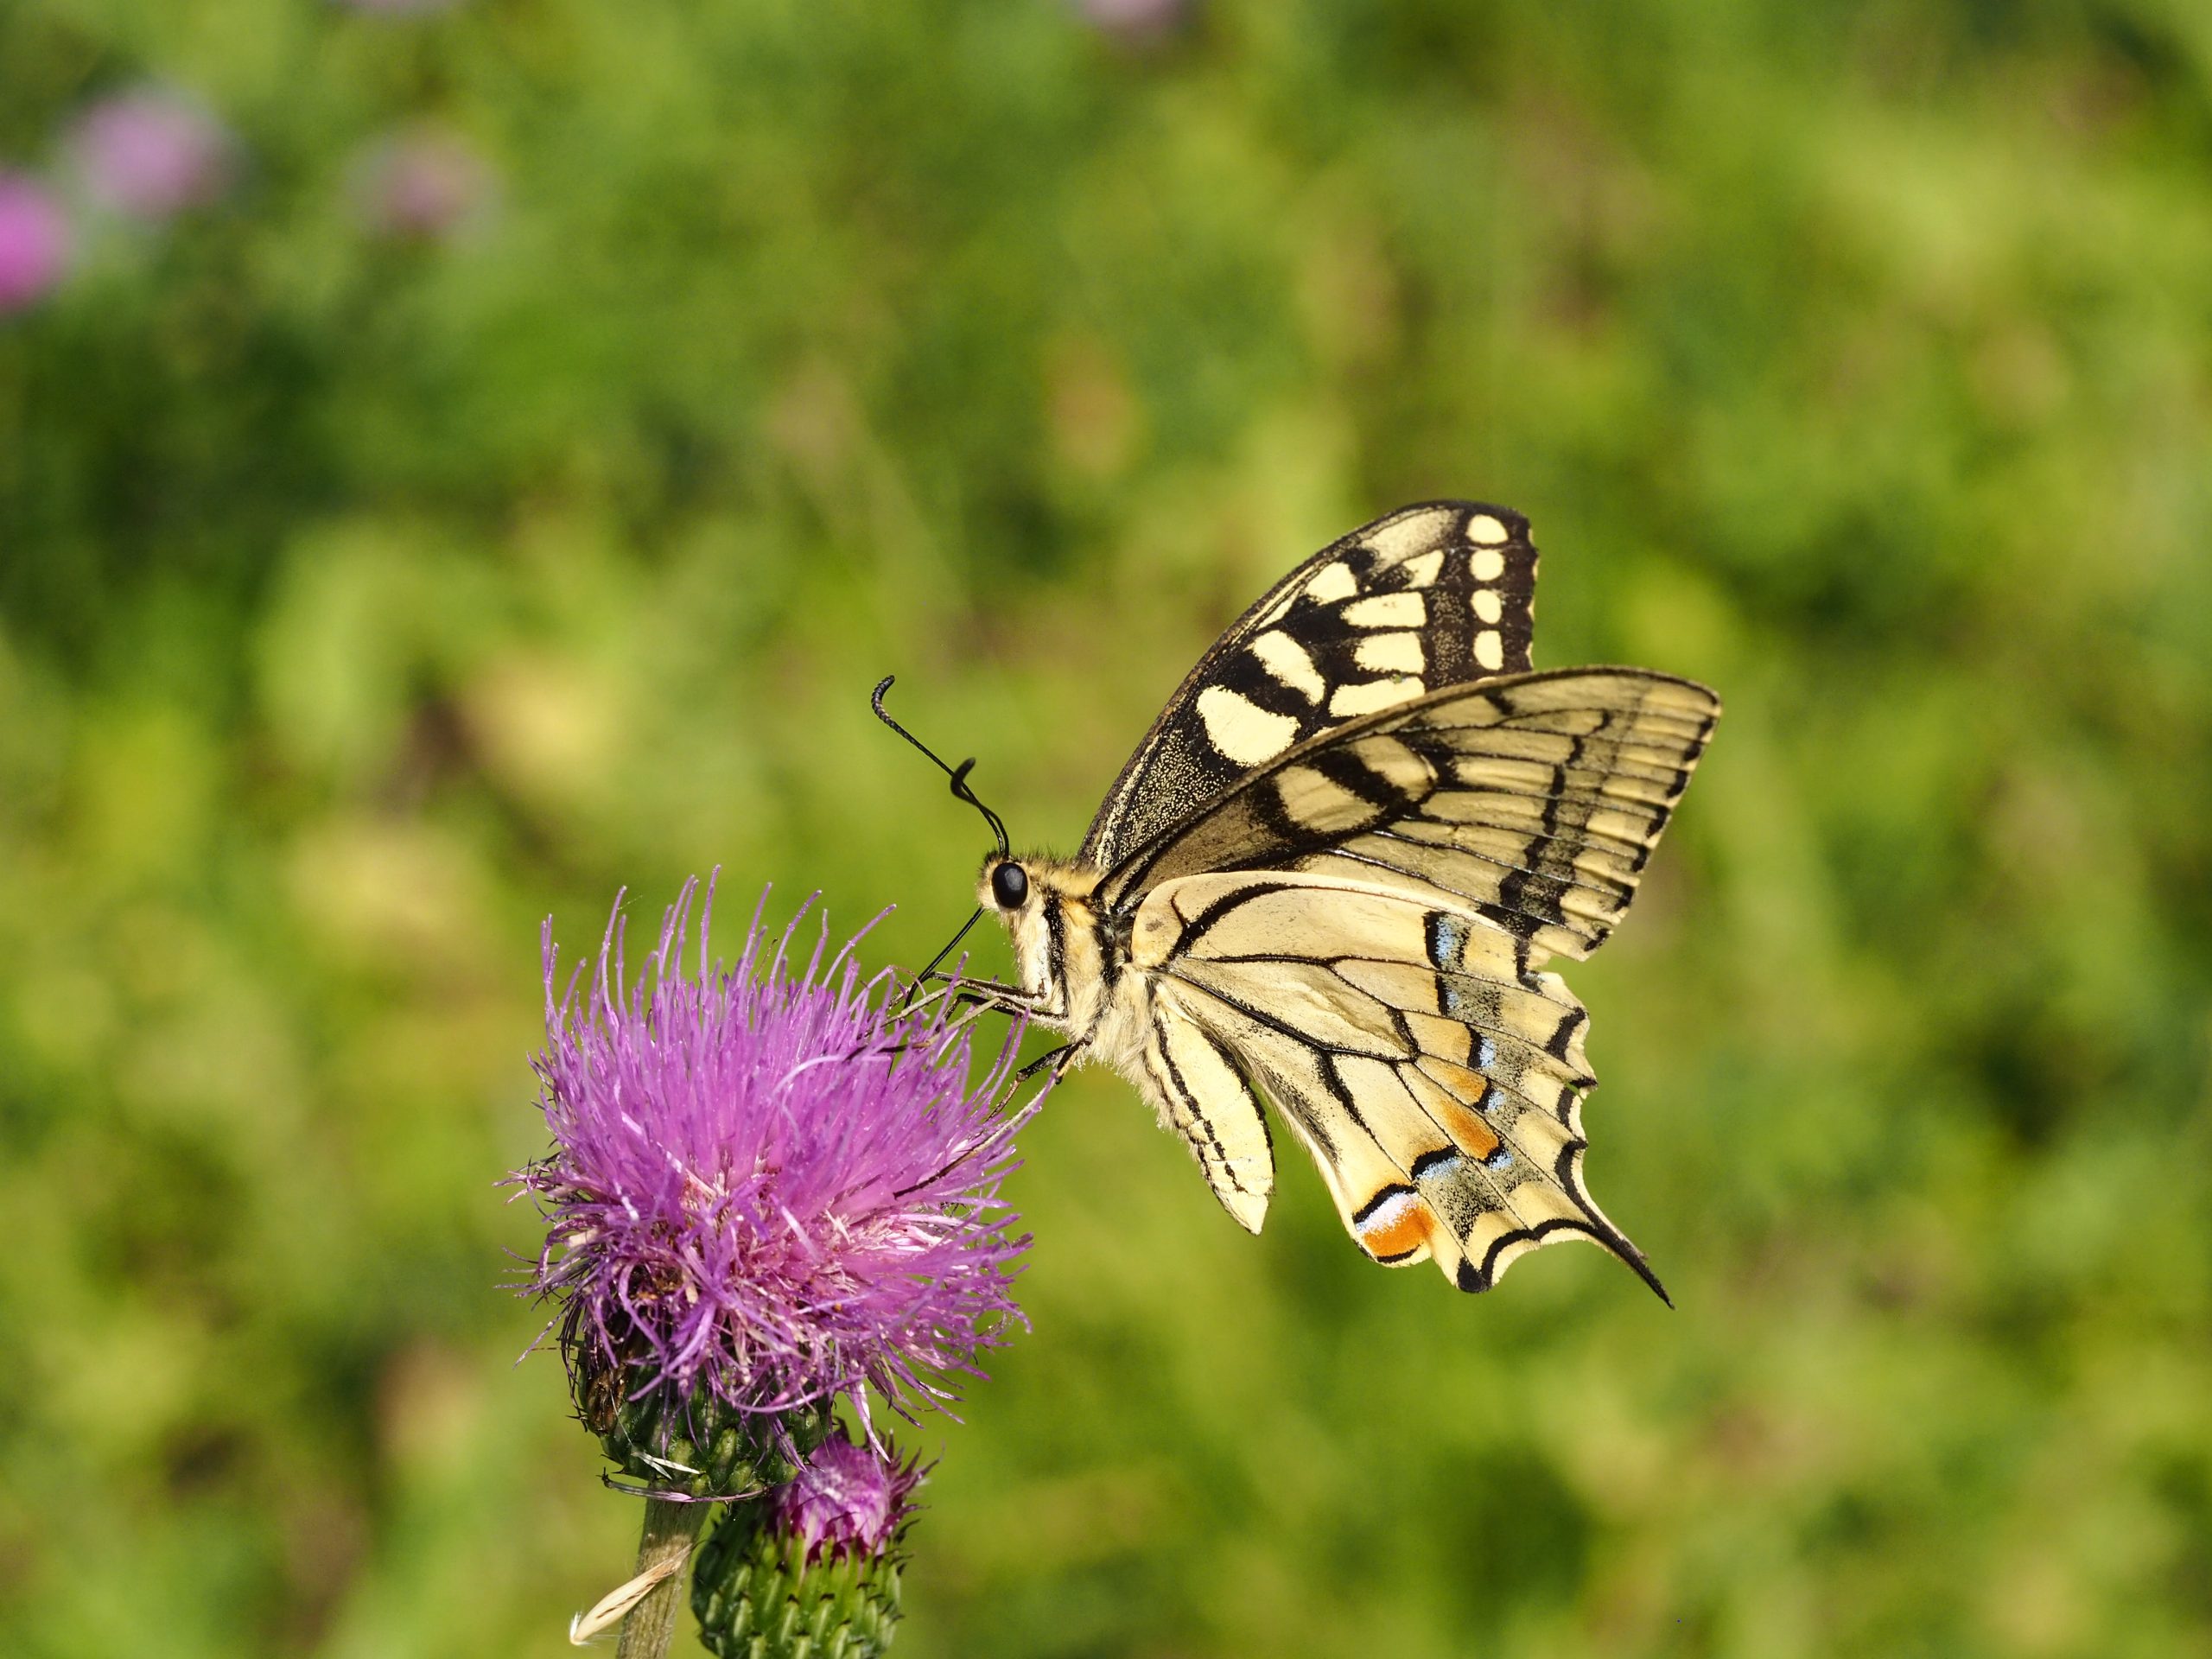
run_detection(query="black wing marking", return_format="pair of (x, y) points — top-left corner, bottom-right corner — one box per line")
(1080, 501), (1539, 874)
(1098, 667), (1720, 963)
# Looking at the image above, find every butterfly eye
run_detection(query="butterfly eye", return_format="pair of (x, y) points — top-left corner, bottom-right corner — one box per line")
(990, 861), (1029, 909)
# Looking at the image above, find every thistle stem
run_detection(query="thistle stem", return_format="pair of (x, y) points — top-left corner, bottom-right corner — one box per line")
(615, 1498), (709, 1659)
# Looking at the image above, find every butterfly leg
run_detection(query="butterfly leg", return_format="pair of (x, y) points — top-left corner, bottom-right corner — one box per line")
(951, 986), (1058, 1028)
(944, 976), (1043, 1002)
(915, 969), (1048, 1009)
(938, 975), (1085, 1034)
(1013, 1040), (1088, 1085)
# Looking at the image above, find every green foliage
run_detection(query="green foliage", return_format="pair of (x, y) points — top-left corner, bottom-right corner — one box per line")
(3, 2), (2210, 1656)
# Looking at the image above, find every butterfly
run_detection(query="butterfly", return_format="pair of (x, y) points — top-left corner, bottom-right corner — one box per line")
(884, 502), (1719, 1296)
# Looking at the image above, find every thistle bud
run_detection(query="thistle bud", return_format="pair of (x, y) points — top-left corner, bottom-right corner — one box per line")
(691, 1434), (923, 1659)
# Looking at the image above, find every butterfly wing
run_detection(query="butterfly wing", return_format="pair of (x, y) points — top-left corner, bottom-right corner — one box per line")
(1107, 668), (1719, 1292)
(1080, 502), (1538, 874)
(1135, 990), (1275, 1234)
(1130, 873), (1653, 1294)
(1103, 667), (1720, 963)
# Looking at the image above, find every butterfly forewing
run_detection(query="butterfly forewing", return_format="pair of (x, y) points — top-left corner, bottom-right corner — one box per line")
(1081, 502), (1538, 874)
(1102, 668), (1720, 964)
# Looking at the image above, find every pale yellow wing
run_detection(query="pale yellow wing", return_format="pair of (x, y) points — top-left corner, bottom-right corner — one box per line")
(1130, 871), (1662, 1296)
(1130, 990), (1274, 1233)
(1102, 668), (1720, 966)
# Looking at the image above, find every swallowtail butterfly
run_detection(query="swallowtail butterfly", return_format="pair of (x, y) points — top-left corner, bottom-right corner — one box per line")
(894, 502), (1719, 1295)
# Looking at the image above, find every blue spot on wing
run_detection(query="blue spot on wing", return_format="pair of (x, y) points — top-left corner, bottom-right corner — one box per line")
(1425, 911), (1471, 970)
(1410, 1148), (1465, 1182)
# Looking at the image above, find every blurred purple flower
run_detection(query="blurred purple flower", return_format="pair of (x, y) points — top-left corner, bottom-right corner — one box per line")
(1076, 0), (1188, 38)
(0, 174), (70, 314)
(772, 1434), (925, 1564)
(517, 879), (1033, 1424)
(69, 88), (236, 219)
(350, 127), (497, 241)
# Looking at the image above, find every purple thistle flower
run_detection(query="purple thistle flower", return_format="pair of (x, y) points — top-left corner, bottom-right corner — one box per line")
(0, 173), (71, 315)
(517, 879), (1033, 1427)
(771, 1435), (926, 1565)
(69, 87), (237, 220)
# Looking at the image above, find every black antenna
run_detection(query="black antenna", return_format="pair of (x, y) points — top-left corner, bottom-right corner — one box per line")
(873, 676), (1013, 1002)
(871, 677), (1010, 856)
(906, 904), (986, 1001)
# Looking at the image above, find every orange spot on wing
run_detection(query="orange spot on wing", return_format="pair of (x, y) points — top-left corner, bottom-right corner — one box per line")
(1433, 1098), (1502, 1161)
(1421, 1056), (1491, 1103)
(1357, 1192), (1435, 1261)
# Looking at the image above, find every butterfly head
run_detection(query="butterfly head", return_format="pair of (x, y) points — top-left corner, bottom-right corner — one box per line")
(978, 853), (1108, 1022)
(987, 857), (1029, 911)
(976, 853), (1096, 919)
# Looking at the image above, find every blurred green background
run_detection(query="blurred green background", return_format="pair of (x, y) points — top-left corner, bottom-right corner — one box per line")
(4, 2), (2210, 1655)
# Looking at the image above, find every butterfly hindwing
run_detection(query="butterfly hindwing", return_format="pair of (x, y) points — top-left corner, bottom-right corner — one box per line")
(1081, 502), (1538, 874)
(1136, 991), (1274, 1233)
(1128, 872), (1661, 1294)
(1103, 668), (1720, 963)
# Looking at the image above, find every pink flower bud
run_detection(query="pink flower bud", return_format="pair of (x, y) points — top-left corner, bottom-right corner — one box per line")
(1077, 0), (1188, 39)
(350, 128), (499, 241)
(70, 88), (236, 219)
(0, 175), (71, 314)
(772, 1436), (925, 1565)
